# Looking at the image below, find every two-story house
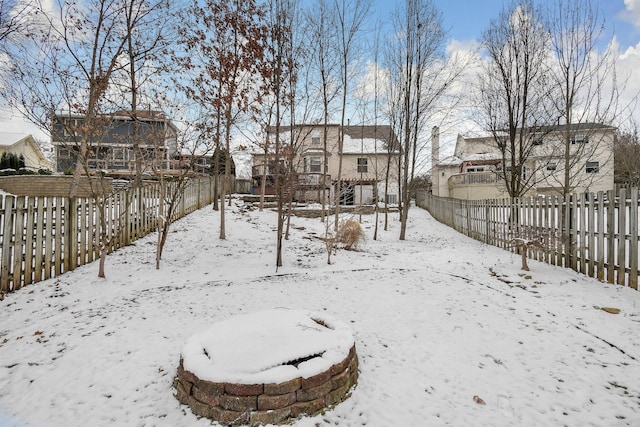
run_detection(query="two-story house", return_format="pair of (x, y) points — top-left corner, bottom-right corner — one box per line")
(432, 123), (615, 200)
(52, 110), (179, 177)
(252, 124), (400, 205)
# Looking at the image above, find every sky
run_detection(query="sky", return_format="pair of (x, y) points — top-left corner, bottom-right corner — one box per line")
(1, 0), (639, 156)
(366, 0), (640, 158)
(370, 0), (640, 51)
(1, 199), (640, 426)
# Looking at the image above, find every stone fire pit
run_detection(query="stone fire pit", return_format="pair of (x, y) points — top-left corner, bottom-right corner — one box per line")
(174, 308), (359, 425)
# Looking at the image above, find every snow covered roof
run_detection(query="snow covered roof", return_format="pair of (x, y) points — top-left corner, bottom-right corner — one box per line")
(435, 155), (462, 167)
(463, 153), (502, 163)
(0, 132), (33, 147)
(231, 149), (252, 180)
(342, 136), (392, 154)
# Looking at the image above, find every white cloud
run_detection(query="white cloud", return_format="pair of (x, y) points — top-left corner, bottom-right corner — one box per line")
(623, 0), (640, 28)
(616, 40), (640, 127)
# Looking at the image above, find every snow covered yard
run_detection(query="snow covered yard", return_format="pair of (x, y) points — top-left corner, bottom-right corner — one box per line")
(1, 199), (639, 427)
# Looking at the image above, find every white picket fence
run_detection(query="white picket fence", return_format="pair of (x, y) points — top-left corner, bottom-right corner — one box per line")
(416, 189), (640, 290)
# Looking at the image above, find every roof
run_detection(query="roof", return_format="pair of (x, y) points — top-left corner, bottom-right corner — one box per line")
(0, 133), (52, 168)
(525, 122), (617, 132)
(54, 110), (178, 132)
(436, 155), (462, 167)
(460, 122), (616, 140)
(0, 132), (30, 147)
(463, 153), (501, 163)
(266, 124), (400, 153)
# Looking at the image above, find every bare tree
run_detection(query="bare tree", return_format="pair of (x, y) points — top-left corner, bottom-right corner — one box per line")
(153, 120), (214, 269)
(332, 0), (371, 231)
(614, 125), (640, 189)
(545, 0), (621, 197)
(177, 0), (269, 240)
(479, 0), (552, 199)
(305, 0), (340, 222)
(386, 0), (463, 240)
(263, 0), (297, 268)
(0, 0), (33, 59)
(6, 0), (156, 278)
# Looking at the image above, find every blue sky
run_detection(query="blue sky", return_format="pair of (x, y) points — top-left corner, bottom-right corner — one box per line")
(372, 0), (639, 51)
(2, 0), (639, 144)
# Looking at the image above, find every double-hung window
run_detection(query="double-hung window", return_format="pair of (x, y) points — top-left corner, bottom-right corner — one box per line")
(585, 161), (599, 173)
(357, 158), (368, 173)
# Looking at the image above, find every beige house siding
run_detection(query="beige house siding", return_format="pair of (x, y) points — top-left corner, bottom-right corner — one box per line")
(433, 124), (615, 199)
(254, 124), (400, 204)
(0, 134), (52, 170)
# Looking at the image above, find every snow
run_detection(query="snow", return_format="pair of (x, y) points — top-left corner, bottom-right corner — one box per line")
(1, 199), (640, 426)
(342, 136), (390, 154)
(435, 154), (462, 167)
(181, 308), (354, 384)
(232, 150), (253, 180)
(463, 153), (502, 162)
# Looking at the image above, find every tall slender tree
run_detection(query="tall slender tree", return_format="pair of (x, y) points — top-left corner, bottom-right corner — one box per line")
(386, 0), (462, 240)
(479, 0), (552, 199)
(264, 0), (297, 268)
(545, 0), (620, 197)
(305, 0), (340, 222)
(177, 0), (269, 240)
(332, 0), (371, 230)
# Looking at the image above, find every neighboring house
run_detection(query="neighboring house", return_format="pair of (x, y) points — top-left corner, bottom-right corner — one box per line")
(431, 123), (615, 200)
(0, 133), (52, 171)
(252, 124), (400, 205)
(52, 110), (179, 178)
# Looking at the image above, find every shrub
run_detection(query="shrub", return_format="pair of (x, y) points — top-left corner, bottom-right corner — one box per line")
(336, 219), (366, 250)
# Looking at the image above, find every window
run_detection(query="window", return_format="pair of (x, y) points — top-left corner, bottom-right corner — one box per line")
(357, 158), (368, 173)
(63, 119), (80, 137)
(465, 166), (485, 173)
(57, 147), (72, 158)
(571, 134), (588, 144)
(546, 162), (557, 171)
(111, 147), (125, 167)
(311, 129), (320, 146)
(386, 194), (398, 204)
(503, 165), (527, 180)
(585, 161), (599, 173)
(309, 156), (321, 172)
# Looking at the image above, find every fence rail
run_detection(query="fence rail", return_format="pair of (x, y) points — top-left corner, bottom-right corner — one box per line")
(416, 189), (639, 290)
(0, 177), (216, 295)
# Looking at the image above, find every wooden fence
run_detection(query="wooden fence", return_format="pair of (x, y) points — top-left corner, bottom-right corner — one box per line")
(0, 177), (217, 295)
(416, 189), (639, 290)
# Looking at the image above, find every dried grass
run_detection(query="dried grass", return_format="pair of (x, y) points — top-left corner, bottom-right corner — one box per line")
(336, 219), (366, 250)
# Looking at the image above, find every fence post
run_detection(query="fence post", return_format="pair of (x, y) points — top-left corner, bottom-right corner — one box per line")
(606, 190), (615, 284)
(1, 196), (14, 294)
(630, 188), (638, 290)
(66, 197), (78, 272)
(617, 188), (627, 286)
(596, 191), (605, 280)
(12, 196), (25, 290)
